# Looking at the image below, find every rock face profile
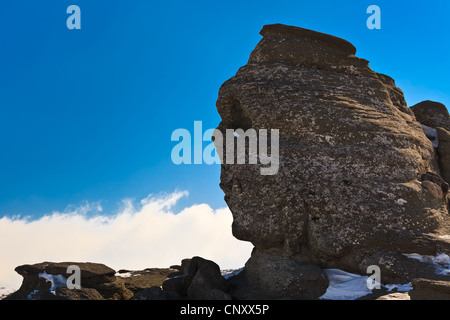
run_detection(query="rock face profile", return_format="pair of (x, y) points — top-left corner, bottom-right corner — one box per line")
(215, 23), (450, 297)
(4, 24), (450, 301)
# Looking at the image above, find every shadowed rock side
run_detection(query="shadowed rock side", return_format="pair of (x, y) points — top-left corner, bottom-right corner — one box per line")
(410, 100), (450, 186)
(214, 23), (450, 294)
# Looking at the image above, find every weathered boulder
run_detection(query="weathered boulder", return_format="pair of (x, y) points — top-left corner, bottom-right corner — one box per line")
(214, 23), (450, 290)
(410, 101), (450, 132)
(5, 261), (132, 300)
(183, 256), (229, 300)
(229, 249), (328, 299)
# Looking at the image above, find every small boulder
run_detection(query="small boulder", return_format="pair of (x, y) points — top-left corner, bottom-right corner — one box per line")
(410, 101), (450, 131)
(232, 249), (328, 300)
(183, 256), (229, 300)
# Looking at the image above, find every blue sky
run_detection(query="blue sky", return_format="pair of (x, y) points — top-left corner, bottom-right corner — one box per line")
(1, 0), (449, 218)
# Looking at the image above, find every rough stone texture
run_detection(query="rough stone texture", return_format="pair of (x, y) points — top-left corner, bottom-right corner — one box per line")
(229, 249), (328, 299)
(6, 262), (132, 300)
(162, 275), (187, 296)
(183, 256), (229, 300)
(437, 127), (450, 185)
(375, 292), (410, 300)
(358, 250), (446, 284)
(410, 101), (450, 132)
(410, 278), (450, 300)
(214, 24), (450, 287)
(55, 286), (105, 300)
(118, 268), (175, 294)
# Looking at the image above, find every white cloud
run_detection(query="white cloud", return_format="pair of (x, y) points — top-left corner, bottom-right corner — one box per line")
(0, 191), (253, 291)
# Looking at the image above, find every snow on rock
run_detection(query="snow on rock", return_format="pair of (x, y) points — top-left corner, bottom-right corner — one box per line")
(221, 268), (243, 279)
(403, 253), (450, 275)
(320, 268), (413, 300)
(115, 272), (133, 278)
(38, 272), (67, 293)
(320, 269), (372, 300)
(384, 282), (413, 292)
(420, 124), (439, 148)
(0, 287), (16, 299)
(27, 289), (39, 299)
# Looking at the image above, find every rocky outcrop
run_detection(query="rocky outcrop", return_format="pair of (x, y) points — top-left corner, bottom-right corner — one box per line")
(214, 23), (450, 295)
(4, 257), (237, 300)
(134, 256), (232, 300)
(5, 262), (175, 300)
(182, 256), (230, 299)
(4, 24), (450, 301)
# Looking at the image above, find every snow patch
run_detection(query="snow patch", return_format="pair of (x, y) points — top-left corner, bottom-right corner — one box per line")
(320, 269), (412, 300)
(403, 253), (450, 275)
(0, 286), (15, 299)
(27, 289), (39, 299)
(420, 124), (439, 148)
(38, 272), (67, 293)
(384, 282), (413, 292)
(320, 269), (372, 300)
(116, 272), (133, 278)
(221, 268), (243, 279)
(395, 198), (407, 205)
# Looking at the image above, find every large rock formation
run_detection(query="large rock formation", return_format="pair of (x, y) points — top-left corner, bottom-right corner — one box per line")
(214, 23), (450, 294)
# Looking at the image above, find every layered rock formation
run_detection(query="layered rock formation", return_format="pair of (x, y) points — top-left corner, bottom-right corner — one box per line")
(4, 262), (175, 300)
(4, 258), (235, 301)
(215, 23), (450, 297)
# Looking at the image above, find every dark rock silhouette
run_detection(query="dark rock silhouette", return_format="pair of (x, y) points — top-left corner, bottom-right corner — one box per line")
(410, 100), (450, 186)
